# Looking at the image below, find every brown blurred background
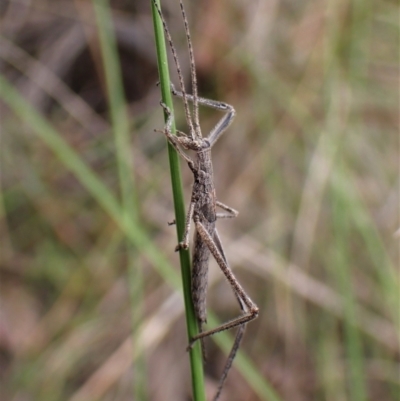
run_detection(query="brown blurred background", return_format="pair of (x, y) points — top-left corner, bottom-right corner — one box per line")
(1, 0), (399, 401)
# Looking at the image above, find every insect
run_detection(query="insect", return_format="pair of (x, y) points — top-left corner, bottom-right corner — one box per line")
(152, 1), (259, 399)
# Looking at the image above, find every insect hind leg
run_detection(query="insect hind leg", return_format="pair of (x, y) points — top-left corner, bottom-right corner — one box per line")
(189, 220), (258, 400)
(213, 324), (246, 401)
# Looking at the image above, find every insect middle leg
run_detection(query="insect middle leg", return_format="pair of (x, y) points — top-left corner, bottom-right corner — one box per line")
(171, 199), (238, 250)
(216, 201), (238, 219)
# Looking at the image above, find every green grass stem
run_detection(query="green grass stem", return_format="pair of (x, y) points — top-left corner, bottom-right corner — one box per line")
(150, 1), (206, 400)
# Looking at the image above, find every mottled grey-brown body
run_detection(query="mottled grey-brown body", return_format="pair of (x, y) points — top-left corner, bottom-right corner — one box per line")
(191, 149), (216, 326)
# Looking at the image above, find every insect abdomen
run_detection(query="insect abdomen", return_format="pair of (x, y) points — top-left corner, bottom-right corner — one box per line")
(191, 231), (211, 323)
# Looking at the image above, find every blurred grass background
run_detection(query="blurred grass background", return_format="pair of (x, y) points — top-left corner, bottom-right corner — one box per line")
(0, 0), (399, 401)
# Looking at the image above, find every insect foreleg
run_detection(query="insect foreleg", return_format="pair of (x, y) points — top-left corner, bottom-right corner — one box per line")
(171, 83), (233, 112)
(207, 110), (235, 147)
(170, 84), (235, 147)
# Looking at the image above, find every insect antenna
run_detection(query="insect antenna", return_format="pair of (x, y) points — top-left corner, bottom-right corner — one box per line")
(178, 0), (201, 138)
(152, 0), (195, 139)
